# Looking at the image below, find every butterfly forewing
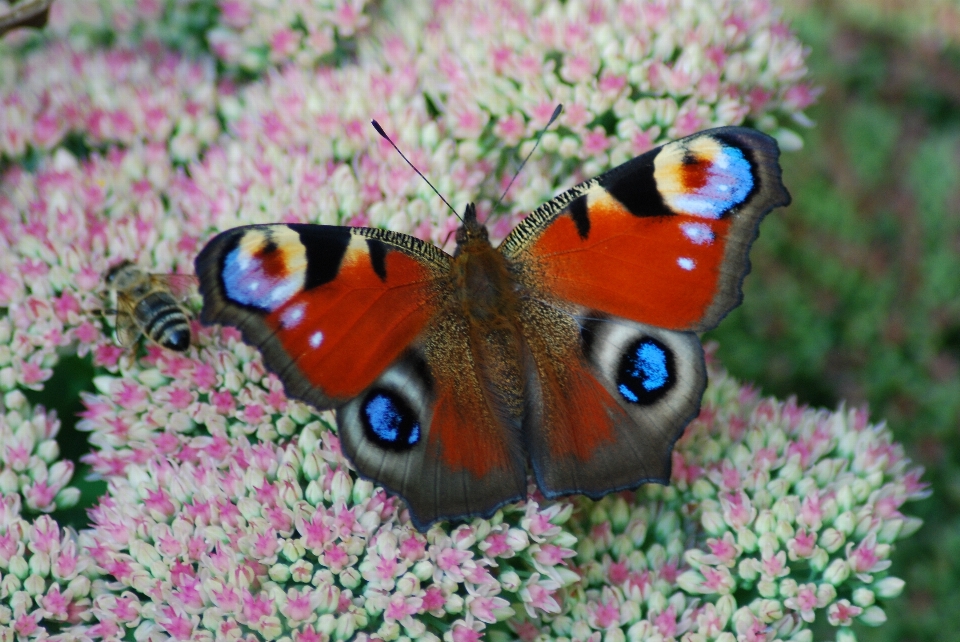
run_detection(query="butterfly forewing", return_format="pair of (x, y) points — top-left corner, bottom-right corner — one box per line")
(195, 223), (449, 409)
(501, 127), (790, 332)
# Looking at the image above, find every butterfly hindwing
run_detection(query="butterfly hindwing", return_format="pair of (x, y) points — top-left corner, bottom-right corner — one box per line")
(518, 299), (706, 498)
(502, 127), (790, 332)
(337, 339), (528, 531)
(195, 223), (448, 409)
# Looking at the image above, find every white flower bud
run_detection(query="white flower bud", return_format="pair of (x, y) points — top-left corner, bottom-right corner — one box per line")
(137, 368), (166, 388)
(819, 528), (845, 553)
(755, 510), (776, 534)
(823, 559), (850, 585)
(316, 614), (337, 635)
(836, 628), (857, 642)
(412, 560), (433, 581)
(876, 518), (903, 543)
(604, 628), (626, 642)
(290, 404), (314, 425)
(268, 563), (290, 582)
(852, 588), (875, 607)
(701, 510), (726, 536)
(444, 593), (464, 614)
(498, 570), (521, 592)
(873, 576), (905, 599)
(753, 598), (783, 623)
(339, 567), (361, 589)
(738, 528), (758, 553)
(757, 579), (777, 598)
(817, 583), (837, 606)
(898, 517), (922, 538)
(858, 606), (887, 627)
(3, 390), (26, 410)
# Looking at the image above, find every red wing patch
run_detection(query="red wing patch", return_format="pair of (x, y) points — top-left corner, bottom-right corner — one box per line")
(266, 249), (437, 399)
(529, 196), (735, 330)
(535, 355), (619, 461)
(429, 381), (517, 478)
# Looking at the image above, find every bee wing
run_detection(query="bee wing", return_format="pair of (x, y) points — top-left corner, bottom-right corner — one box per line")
(113, 314), (142, 347)
(110, 294), (142, 347)
(149, 273), (199, 302)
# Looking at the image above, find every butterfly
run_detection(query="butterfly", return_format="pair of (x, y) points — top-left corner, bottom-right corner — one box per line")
(194, 126), (790, 531)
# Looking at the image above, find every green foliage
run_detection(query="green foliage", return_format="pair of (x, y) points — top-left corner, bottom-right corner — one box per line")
(707, 9), (960, 642)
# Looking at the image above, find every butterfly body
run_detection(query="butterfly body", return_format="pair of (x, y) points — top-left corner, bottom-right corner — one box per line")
(195, 126), (790, 530)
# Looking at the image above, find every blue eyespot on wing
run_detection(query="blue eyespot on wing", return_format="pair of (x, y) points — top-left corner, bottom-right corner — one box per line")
(616, 337), (674, 404)
(363, 391), (422, 449)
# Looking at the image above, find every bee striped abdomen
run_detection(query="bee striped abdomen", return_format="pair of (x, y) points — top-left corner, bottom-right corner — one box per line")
(138, 292), (191, 352)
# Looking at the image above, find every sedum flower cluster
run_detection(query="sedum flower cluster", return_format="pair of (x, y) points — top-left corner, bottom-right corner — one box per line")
(0, 505), (94, 638)
(0, 391), (78, 514)
(0, 0), (927, 639)
(35, 0), (373, 73)
(0, 42), (220, 162)
(78, 414), (578, 641)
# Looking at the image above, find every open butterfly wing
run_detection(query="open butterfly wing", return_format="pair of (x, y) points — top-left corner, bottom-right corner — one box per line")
(197, 223), (528, 528)
(501, 127), (790, 332)
(195, 224), (449, 409)
(504, 127), (788, 498)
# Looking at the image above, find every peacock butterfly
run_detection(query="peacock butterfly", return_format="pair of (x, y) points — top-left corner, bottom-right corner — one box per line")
(194, 125), (790, 531)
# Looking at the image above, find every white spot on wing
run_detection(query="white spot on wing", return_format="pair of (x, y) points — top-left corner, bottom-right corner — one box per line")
(309, 331), (324, 348)
(678, 257), (695, 271)
(268, 276), (303, 308)
(680, 222), (714, 245)
(281, 303), (305, 329)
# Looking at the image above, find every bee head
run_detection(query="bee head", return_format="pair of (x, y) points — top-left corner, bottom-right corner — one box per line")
(104, 260), (136, 285)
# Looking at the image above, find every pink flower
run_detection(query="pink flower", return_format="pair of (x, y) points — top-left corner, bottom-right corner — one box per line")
(608, 561), (629, 585)
(451, 622), (483, 642)
(582, 129), (611, 156)
(653, 605), (677, 637)
(533, 543), (574, 566)
(219, 0), (251, 28)
(827, 599), (863, 626)
(494, 114), (525, 146)
(591, 600), (621, 629)
(847, 534), (890, 576)
(560, 54), (594, 83)
(467, 595), (508, 624)
(789, 529), (817, 559)
(785, 583), (819, 622)
(705, 532), (739, 566)
(519, 574), (561, 617)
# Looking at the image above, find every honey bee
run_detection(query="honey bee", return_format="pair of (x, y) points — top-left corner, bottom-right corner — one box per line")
(103, 261), (197, 352)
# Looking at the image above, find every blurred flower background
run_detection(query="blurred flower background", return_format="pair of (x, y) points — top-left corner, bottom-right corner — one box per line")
(0, 0), (953, 640)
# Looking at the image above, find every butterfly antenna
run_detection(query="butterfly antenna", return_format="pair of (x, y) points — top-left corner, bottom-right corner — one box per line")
(372, 120), (462, 222)
(492, 103), (563, 214)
